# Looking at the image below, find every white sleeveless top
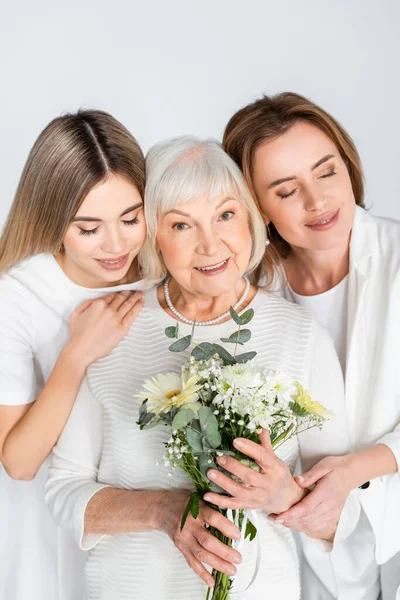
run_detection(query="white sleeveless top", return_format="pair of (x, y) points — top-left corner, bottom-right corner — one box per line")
(46, 287), (350, 600)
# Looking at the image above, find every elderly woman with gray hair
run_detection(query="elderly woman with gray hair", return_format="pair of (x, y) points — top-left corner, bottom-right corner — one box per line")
(45, 137), (350, 600)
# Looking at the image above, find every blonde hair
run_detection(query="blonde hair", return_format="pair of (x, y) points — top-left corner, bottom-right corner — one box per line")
(0, 109), (145, 274)
(223, 92), (365, 284)
(140, 136), (266, 283)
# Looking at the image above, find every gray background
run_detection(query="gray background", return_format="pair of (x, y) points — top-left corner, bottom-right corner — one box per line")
(1, 0), (399, 228)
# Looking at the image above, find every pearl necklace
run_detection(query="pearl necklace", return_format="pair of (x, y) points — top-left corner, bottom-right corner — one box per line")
(163, 276), (250, 326)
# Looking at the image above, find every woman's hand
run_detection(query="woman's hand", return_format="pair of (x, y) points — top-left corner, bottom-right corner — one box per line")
(269, 455), (356, 540)
(158, 490), (243, 588)
(203, 430), (305, 514)
(68, 290), (144, 366)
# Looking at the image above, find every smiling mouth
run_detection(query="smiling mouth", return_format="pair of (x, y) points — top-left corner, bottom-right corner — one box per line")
(95, 254), (129, 265)
(305, 210), (339, 227)
(195, 259), (229, 272)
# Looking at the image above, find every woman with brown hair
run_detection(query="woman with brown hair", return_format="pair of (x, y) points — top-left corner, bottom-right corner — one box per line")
(223, 93), (400, 599)
(0, 110), (146, 600)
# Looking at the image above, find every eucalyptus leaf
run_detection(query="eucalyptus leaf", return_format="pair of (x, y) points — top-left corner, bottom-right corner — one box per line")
(238, 308), (254, 325)
(198, 406), (215, 430)
(198, 452), (215, 478)
(169, 335), (192, 352)
(220, 329), (251, 345)
(212, 344), (237, 365)
(198, 407), (221, 448)
(139, 416), (161, 430)
(138, 399), (149, 423)
(137, 400), (157, 429)
(235, 351), (257, 364)
(191, 342), (216, 360)
(205, 423), (221, 448)
(229, 306), (242, 325)
(165, 325), (179, 339)
(186, 426), (203, 453)
(171, 408), (195, 432)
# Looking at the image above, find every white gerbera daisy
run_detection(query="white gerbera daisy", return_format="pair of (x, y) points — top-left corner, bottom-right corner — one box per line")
(136, 372), (202, 415)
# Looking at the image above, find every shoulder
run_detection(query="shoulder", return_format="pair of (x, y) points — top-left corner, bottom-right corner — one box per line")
(354, 208), (400, 261)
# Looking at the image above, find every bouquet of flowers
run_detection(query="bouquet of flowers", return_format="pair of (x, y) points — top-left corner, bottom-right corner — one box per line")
(137, 306), (332, 599)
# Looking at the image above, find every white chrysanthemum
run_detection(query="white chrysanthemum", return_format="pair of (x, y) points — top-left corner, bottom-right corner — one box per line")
(220, 364), (263, 390)
(137, 372), (202, 415)
(263, 370), (297, 406)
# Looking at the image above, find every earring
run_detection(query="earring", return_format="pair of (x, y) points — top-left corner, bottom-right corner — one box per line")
(265, 225), (271, 247)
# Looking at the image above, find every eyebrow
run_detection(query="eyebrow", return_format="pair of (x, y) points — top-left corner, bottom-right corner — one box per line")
(72, 202), (143, 222)
(267, 154), (336, 190)
(166, 197), (239, 218)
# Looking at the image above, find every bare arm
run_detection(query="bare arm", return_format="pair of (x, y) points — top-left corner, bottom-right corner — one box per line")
(84, 486), (242, 587)
(1, 291), (143, 480)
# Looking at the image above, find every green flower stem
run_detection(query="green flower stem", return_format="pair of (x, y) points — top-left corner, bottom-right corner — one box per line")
(205, 522), (233, 600)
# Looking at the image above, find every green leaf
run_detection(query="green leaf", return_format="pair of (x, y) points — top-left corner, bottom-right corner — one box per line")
(198, 406), (215, 430)
(139, 416), (161, 430)
(198, 407), (222, 448)
(191, 342), (216, 360)
(186, 425), (203, 453)
(136, 400), (157, 429)
(137, 399), (149, 423)
(220, 329), (251, 345)
(165, 325), (179, 339)
(169, 335), (192, 352)
(229, 306), (242, 325)
(235, 351), (257, 364)
(180, 492), (200, 530)
(198, 453), (215, 478)
(171, 408), (195, 431)
(245, 518), (257, 541)
(238, 308), (254, 325)
(212, 344), (237, 365)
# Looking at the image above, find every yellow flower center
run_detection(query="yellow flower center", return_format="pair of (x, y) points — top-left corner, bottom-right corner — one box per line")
(165, 389), (181, 400)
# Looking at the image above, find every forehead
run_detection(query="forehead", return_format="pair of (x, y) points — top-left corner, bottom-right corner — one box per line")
(76, 174), (141, 217)
(253, 121), (339, 178)
(164, 192), (241, 217)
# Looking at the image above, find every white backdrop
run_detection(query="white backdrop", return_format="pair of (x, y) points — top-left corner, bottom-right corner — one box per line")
(1, 0), (399, 228)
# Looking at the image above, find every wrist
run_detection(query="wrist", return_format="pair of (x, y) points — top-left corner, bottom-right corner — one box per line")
(59, 343), (90, 375)
(275, 479), (306, 513)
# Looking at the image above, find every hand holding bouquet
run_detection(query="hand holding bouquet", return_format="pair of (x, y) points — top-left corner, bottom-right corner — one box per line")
(137, 307), (332, 599)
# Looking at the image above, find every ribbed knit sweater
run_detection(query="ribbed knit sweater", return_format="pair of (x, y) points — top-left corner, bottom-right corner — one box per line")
(46, 287), (350, 600)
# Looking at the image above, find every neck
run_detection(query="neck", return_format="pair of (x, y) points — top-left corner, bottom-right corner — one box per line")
(159, 277), (256, 324)
(284, 235), (351, 296)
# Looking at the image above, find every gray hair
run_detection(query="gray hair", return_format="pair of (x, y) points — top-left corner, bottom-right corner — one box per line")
(140, 135), (266, 282)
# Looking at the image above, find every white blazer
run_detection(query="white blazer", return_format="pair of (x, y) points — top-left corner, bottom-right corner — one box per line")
(279, 206), (400, 598)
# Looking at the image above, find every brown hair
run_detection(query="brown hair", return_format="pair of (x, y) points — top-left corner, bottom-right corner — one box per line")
(0, 109), (145, 274)
(223, 92), (365, 284)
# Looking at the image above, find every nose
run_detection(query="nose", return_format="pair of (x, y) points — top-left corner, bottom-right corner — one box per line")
(197, 225), (220, 256)
(101, 227), (125, 255)
(304, 184), (327, 212)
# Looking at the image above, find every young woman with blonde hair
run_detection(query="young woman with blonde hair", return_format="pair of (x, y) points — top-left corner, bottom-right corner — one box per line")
(223, 92), (400, 599)
(0, 110), (146, 600)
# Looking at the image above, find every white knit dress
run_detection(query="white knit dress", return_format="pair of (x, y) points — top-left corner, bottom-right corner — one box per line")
(46, 287), (350, 600)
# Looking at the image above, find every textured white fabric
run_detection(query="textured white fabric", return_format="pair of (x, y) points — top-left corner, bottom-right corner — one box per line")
(46, 287), (351, 600)
(0, 253), (144, 600)
(283, 276), (348, 375)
